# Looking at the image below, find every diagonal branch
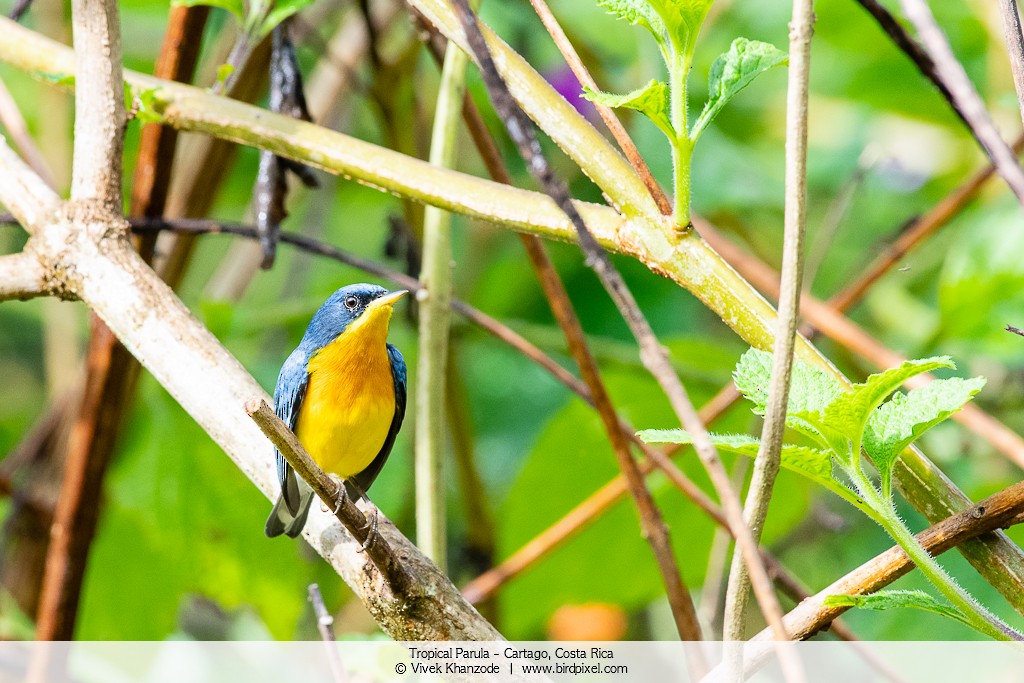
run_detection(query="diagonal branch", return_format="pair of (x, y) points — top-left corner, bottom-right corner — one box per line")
(999, 0), (1024, 129)
(897, 0), (1024, 205)
(448, 0), (799, 662)
(725, 479), (1024, 677)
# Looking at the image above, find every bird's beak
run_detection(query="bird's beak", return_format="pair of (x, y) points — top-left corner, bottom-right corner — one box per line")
(372, 289), (409, 309)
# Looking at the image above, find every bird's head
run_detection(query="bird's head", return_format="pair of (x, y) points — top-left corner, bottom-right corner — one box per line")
(301, 284), (408, 350)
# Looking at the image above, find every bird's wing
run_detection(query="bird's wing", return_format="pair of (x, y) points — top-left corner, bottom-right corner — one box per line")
(273, 348), (310, 515)
(351, 343), (407, 495)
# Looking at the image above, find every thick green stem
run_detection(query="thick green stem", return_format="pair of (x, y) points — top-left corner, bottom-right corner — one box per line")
(415, 42), (469, 571)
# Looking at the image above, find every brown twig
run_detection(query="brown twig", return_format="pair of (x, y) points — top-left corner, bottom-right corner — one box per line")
(897, 0), (1024, 205)
(999, 0), (1024, 129)
(526, 0), (671, 215)
(1008, 325), (1024, 337)
(307, 583), (346, 683)
(33, 0), (128, 642)
(852, 0), (969, 129)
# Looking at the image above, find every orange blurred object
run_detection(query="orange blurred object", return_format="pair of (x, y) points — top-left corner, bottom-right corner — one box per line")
(547, 603), (628, 640)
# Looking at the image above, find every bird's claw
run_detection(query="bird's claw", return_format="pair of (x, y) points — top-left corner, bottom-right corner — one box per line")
(357, 507), (380, 553)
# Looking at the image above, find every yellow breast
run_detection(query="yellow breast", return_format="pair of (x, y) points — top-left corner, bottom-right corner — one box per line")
(295, 309), (396, 479)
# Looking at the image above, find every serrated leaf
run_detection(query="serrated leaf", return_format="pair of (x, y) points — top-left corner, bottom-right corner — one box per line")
(691, 38), (787, 141)
(824, 590), (975, 631)
(583, 81), (674, 139)
(596, 0), (666, 42)
(823, 356), (953, 454)
(865, 376), (986, 497)
(733, 348), (842, 447)
(260, 0), (316, 38)
(637, 429), (876, 516)
(171, 0), (245, 23)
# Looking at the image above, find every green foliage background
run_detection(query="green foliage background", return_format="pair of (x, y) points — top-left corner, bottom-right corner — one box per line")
(1, 0), (1023, 641)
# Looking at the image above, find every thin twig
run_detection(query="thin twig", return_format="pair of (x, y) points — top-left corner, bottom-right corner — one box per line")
(897, 0), (1024, 205)
(246, 400), (409, 591)
(998, 0), (1024, 129)
(722, 0), (815, 644)
(852, 0), (968, 128)
(1008, 325), (1024, 337)
(526, 0), (671, 215)
(421, 24), (702, 647)
(308, 583), (347, 683)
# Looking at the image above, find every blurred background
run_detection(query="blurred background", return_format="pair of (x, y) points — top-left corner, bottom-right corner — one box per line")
(0, 0), (1022, 642)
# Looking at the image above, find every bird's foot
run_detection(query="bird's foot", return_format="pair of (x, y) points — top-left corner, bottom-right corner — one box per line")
(320, 474), (347, 514)
(358, 506), (380, 553)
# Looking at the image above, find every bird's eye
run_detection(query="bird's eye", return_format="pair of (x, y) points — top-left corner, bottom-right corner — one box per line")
(344, 296), (359, 310)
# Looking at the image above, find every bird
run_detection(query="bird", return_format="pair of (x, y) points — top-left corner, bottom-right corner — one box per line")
(265, 283), (408, 539)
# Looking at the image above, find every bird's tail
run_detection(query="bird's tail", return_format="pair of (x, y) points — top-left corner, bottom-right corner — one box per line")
(265, 478), (315, 538)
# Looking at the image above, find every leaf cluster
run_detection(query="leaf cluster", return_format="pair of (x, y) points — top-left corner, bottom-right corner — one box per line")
(585, 0), (786, 145)
(643, 348), (984, 505)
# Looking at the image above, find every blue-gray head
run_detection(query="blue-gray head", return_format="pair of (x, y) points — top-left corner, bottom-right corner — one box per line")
(300, 283), (408, 352)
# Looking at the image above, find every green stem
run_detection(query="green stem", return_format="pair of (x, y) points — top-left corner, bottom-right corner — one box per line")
(415, 40), (469, 571)
(852, 472), (1022, 641)
(669, 50), (691, 228)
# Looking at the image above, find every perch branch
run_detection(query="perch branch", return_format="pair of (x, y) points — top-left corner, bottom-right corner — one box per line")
(246, 400), (407, 589)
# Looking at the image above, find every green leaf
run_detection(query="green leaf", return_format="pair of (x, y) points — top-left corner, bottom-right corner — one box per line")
(864, 376), (986, 497)
(824, 590), (976, 631)
(691, 38), (787, 142)
(823, 356), (953, 453)
(646, 0), (716, 51)
(637, 429), (878, 517)
(596, 0), (667, 43)
(733, 348), (842, 446)
(260, 0), (317, 38)
(583, 81), (674, 139)
(171, 0), (245, 23)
